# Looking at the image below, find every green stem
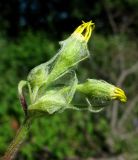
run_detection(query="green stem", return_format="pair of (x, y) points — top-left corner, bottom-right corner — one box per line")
(1, 118), (32, 160)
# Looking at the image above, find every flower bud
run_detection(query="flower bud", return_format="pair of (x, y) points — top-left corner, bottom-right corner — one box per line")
(47, 21), (95, 84)
(77, 79), (127, 103)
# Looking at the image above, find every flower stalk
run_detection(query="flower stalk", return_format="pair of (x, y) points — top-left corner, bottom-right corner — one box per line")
(1, 118), (32, 160)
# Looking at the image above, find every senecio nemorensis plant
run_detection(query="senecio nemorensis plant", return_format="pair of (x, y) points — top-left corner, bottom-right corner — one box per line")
(1, 21), (127, 160)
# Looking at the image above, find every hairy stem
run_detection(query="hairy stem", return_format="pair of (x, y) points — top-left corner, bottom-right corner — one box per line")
(1, 118), (32, 160)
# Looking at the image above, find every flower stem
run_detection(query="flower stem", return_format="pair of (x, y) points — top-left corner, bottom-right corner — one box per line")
(1, 118), (32, 160)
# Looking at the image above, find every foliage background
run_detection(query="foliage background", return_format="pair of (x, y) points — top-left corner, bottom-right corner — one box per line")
(0, 0), (138, 159)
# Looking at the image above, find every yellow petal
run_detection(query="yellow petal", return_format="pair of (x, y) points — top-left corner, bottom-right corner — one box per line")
(72, 21), (95, 42)
(112, 87), (127, 102)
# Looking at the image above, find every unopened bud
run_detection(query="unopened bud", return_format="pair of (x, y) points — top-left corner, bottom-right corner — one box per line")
(47, 21), (95, 84)
(77, 79), (127, 103)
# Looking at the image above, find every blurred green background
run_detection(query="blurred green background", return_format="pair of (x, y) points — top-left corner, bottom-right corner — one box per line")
(0, 0), (138, 160)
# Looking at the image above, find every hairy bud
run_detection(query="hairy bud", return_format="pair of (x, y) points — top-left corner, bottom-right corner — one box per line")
(77, 79), (127, 103)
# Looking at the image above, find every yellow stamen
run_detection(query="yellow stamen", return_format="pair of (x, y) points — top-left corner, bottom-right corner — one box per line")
(72, 20), (95, 42)
(111, 87), (127, 102)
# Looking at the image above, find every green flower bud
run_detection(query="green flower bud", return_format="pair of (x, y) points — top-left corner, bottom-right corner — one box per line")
(77, 79), (127, 103)
(47, 21), (95, 84)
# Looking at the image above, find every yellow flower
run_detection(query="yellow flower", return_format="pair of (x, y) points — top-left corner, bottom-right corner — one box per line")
(72, 20), (95, 42)
(111, 87), (127, 102)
